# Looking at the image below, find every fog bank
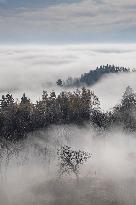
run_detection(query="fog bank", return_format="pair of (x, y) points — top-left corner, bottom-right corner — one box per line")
(0, 125), (136, 205)
(0, 44), (135, 94)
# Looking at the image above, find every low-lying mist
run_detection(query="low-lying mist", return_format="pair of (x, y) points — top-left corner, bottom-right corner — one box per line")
(0, 43), (136, 204)
(92, 72), (136, 110)
(1, 125), (136, 205)
(0, 44), (136, 110)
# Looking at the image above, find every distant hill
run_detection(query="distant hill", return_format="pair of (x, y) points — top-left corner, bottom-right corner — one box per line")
(57, 64), (134, 87)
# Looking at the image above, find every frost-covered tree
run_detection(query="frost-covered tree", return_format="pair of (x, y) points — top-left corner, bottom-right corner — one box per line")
(57, 145), (91, 182)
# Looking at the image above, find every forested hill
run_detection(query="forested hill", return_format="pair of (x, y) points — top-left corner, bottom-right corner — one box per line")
(0, 86), (136, 143)
(57, 64), (134, 87)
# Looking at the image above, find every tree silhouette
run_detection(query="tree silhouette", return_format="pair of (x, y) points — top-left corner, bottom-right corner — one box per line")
(57, 145), (91, 182)
(58, 64), (131, 87)
(113, 86), (136, 131)
(56, 79), (63, 86)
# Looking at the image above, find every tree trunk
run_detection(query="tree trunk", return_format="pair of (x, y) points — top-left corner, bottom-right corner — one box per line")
(75, 172), (79, 186)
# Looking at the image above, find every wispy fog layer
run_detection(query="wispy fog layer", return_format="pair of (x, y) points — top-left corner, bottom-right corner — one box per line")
(1, 125), (136, 205)
(0, 44), (136, 109)
(92, 72), (136, 110)
(0, 44), (136, 204)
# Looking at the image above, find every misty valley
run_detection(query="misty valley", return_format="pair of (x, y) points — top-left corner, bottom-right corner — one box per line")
(0, 61), (136, 204)
(0, 0), (136, 203)
(0, 0), (136, 202)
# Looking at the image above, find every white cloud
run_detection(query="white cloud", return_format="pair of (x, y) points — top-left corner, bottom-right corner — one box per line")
(93, 72), (136, 110)
(0, 44), (135, 109)
(0, 0), (136, 41)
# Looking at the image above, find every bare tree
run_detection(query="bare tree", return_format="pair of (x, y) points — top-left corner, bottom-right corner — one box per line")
(57, 145), (91, 183)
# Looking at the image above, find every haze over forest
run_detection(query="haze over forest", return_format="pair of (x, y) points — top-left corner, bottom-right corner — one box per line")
(0, 0), (136, 205)
(0, 44), (136, 110)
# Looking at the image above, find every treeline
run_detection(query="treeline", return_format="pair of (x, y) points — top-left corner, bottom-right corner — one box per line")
(57, 64), (134, 87)
(0, 86), (136, 142)
(0, 88), (99, 141)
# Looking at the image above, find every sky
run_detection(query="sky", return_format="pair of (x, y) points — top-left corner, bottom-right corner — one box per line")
(0, 0), (136, 43)
(0, 1), (135, 109)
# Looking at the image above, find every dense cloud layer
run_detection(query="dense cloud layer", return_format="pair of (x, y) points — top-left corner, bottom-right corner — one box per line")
(0, 44), (136, 109)
(0, 0), (136, 42)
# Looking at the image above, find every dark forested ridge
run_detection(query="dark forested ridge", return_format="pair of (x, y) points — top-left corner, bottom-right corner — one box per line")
(57, 64), (134, 87)
(0, 86), (136, 143)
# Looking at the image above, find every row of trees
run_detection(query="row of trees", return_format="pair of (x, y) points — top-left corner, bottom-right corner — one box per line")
(0, 88), (100, 141)
(57, 64), (131, 87)
(0, 86), (135, 142)
(90, 86), (136, 131)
